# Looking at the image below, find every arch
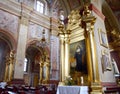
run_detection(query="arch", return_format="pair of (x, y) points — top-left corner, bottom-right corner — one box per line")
(102, 1), (120, 32)
(0, 29), (17, 50)
(27, 39), (50, 58)
(25, 39), (50, 86)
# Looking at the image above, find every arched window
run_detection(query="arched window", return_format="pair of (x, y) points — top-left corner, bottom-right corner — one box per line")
(35, 0), (48, 15)
(36, 0), (45, 14)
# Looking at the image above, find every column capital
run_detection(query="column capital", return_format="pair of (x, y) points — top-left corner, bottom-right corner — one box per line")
(82, 16), (96, 31)
(81, 4), (96, 32)
(58, 23), (65, 36)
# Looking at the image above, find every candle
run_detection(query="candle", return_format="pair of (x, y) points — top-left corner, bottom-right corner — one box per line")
(81, 76), (84, 84)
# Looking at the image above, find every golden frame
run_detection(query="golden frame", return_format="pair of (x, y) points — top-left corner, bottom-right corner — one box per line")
(101, 50), (111, 72)
(98, 29), (108, 48)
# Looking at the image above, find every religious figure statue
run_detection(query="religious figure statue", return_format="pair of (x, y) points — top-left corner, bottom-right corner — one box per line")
(39, 59), (44, 84)
(112, 59), (119, 74)
(42, 56), (50, 84)
(39, 50), (50, 84)
(82, 4), (91, 17)
(8, 50), (15, 81)
(4, 50), (15, 82)
(45, 57), (50, 81)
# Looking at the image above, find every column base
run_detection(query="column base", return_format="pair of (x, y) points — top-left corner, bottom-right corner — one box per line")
(90, 82), (103, 94)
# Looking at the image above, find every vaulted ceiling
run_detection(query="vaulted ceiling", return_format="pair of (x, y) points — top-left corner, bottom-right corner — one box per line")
(50, 0), (120, 25)
(51, 0), (120, 51)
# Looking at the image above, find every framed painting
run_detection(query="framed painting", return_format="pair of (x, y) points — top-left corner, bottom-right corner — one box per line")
(101, 50), (112, 72)
(98, 29), (108, 48)
(70, 40), (88, 85)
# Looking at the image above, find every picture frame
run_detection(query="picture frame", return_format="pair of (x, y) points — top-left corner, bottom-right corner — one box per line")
(101, 50), (111, 72)
(70, 40), (87, 73)
(98, 29), (108, 48)
(69, 39), (88, 85)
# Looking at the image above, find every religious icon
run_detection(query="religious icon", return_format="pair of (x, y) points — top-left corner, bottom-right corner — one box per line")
(98, 28), (108, 48)
(70, 40), (88, 85)
(74, 45), (83, 72)
(70, 40), (87, 73)
(101, 50), (111, 72)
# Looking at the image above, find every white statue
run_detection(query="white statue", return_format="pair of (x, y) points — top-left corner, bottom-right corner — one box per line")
(112, 59), (119, 74)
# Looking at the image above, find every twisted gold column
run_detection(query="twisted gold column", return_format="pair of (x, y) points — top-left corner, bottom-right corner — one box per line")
(82, 5), (102, 93)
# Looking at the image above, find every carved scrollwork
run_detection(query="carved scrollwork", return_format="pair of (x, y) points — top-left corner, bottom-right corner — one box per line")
(67, 10), (81, 28)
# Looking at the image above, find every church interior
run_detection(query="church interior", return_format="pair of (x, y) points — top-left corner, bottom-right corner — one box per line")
(0, 0), (120, 94)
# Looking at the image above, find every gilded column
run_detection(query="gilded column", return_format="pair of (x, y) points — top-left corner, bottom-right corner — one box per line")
(58, 20), (71, 84)
(82, 5), (102, 93)
(58, 23), (65, 82)
(64, 30), (70, 77)
(4, 55), (9, 82)
(8, 50), (15, 81)
(45, 57), (50, 83)
(39, 60), (44, 84)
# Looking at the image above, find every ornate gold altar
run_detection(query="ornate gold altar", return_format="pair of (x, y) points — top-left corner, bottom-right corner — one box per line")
(58, 4), (103, 94)
(4, 50), (15, 82)
(39, 49), (50, 84)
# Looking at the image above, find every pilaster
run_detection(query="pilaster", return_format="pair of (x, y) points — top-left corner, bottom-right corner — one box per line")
(14, 14), (29, 79)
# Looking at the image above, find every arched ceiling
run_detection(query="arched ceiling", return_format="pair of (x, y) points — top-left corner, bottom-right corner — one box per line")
(105, 0), (120, 25)
(50, 0), (89, 18)
(50, 0), (120, 26)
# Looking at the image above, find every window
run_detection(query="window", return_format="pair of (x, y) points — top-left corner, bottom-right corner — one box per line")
(24, 58), (28, 72)
(36, 0), (45, 14)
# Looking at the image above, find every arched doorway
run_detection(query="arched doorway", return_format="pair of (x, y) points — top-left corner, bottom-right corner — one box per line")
(25, 44), (50, 86)
(0, 32), (15, 81)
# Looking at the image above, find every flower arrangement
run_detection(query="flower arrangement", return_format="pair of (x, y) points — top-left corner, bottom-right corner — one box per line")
(64, 76), (75, 85)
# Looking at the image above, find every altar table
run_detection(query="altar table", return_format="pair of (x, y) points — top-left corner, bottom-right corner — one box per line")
(56, 86), (88, 94)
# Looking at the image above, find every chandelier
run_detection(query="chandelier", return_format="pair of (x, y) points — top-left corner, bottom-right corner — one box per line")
(36, 29), (48, 48)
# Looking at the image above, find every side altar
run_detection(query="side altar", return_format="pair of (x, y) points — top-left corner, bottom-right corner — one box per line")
(56, 86), (88, 94)
(58, 4), (103, 94)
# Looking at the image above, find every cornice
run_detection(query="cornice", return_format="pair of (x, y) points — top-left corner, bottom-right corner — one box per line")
(0, 0), (21, 17)
(90, 4), (105, 21)
(0, 0), (51, 29)
(50, 17), (59, 30)
(29, 10), (50, 29)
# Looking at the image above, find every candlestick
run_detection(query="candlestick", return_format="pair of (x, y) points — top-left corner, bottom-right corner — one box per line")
(81, 76), (84, 85)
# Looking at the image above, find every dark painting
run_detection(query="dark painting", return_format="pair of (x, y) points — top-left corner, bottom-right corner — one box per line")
(70, 40), (88, 85)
